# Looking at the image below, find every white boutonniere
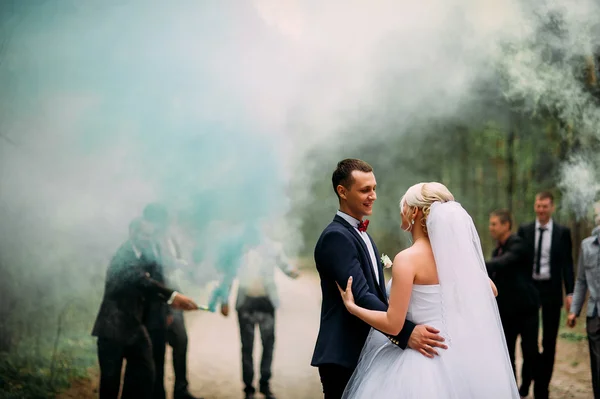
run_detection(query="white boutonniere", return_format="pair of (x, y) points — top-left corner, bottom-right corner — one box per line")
(380, 254), (393, 269)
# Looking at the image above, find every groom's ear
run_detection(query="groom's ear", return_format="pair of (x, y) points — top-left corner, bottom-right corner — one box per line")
(336, 185), (347, 200)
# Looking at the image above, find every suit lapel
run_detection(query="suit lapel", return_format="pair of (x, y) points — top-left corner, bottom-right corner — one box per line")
(528, 223), (536, 248)
(550, 223), (560, 273)
(126, 241), (143, 267)
(369, 235), (387, 298)
(334, 215), (385, 298)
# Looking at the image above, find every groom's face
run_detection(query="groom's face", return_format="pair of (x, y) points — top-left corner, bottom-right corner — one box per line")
(340, 171), (377, 219)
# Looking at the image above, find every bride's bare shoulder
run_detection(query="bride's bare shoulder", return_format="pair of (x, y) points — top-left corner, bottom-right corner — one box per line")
(393, 244), (432, 268)
(392, 248), (417, 268)
(390, 250), (417, 280)
(394, 245), (422, 261)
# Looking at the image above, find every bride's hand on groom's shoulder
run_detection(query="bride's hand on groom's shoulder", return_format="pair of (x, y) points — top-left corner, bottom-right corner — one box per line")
(408, 325), (448, 358)
(337, 276), (356, 313)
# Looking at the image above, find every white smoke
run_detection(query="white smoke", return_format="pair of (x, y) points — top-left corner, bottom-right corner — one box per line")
(558, 156), (600, 221)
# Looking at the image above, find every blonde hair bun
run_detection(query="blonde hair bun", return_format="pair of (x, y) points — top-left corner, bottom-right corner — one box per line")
(400, 182), (454, 232)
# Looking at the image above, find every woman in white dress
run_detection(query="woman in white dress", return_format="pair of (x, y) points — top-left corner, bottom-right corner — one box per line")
(339, 182), (519, 398)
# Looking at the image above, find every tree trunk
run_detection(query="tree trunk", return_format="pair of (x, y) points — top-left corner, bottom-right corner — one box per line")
(586, 54), (597, 87)
(507, 129), (516, 213)
(0, 266), (15, 352)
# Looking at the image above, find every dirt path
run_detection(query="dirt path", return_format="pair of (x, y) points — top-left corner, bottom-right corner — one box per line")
(59, 272), (593, 399)
(174, 272), (324, 399)
(526, 334), (593, 399)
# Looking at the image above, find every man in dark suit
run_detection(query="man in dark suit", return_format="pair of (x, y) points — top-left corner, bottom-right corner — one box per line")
(143, 203), (200, 399)
(92, 218), (198, 399)
(517, 191), (575, 399)
(311, 159), (447, 399)
(487, 209), (540, 391)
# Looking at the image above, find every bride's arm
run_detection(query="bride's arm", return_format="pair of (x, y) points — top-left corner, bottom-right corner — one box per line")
(341, 253), (415, 336)
(489, 278), (498, 297)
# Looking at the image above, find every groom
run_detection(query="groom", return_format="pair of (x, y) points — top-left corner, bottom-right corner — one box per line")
(311, 159), (447, 399)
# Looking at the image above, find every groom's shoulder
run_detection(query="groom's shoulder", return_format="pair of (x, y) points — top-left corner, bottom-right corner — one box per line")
(315, 219), (350, 244)
(319, 218), (346, 235)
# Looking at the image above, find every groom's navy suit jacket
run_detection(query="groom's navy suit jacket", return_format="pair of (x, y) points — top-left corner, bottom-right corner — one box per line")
(311, 215), (417, 370)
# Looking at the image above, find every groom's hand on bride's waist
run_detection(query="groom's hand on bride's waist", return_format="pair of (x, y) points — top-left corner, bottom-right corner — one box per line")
(407, 325), (447, 358)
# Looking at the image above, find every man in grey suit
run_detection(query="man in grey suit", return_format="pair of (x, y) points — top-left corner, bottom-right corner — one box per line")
(220, 238), (299, 399)
(568, 223), (600, 398)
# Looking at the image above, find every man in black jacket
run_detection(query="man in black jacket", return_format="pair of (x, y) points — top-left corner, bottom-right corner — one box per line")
(517, 191), (575, 399)
(92, 218), (198, 399)
(487, 209), (540, 395)
(143, 203), (200, 399)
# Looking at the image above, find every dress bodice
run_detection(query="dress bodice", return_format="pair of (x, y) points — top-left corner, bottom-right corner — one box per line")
(387, 279), (443, 326)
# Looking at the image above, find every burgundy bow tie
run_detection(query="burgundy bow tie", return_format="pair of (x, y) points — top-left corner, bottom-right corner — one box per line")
(358, 219), (370, 233)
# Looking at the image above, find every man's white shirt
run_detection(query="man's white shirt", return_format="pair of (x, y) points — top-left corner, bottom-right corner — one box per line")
(337, 210), (379, 284)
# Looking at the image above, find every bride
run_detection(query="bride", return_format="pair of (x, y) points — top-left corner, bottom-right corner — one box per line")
(338, 182), (519, 398)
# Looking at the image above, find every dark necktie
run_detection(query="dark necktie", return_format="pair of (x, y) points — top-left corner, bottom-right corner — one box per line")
(535, 227), (546, 274)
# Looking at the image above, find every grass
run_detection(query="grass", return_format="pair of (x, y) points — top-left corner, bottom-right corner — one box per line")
(558, 308), (588, 343)
(560, 331), (588, 342)
(0, 334), (96, 399)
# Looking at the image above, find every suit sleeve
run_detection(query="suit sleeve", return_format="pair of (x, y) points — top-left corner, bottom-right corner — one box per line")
(485, 239), (527, 274)
(393, 317), (417, 349)
(563, 227), (575, 295)
(316, 231), (416, 349)
(106, 258), (174, 301)
(570, 245), (587, 316)
(517, 225), (535, 266)
(136, 271), (174, 301)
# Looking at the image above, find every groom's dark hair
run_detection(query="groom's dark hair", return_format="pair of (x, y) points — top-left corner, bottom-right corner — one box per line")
(332, 159), (373, 199)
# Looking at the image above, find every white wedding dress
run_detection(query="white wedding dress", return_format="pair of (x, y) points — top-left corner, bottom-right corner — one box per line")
(342, 202), (520, 399)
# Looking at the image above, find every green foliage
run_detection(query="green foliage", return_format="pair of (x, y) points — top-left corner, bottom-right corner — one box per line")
(557, 308), (588, 344)
(0, 255), (100, 399)
(559, 331), (588, 342)
(291, 111), (599, 259)
(0, 334), (96, 399)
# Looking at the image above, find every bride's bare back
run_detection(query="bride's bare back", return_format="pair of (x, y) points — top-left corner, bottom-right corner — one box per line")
(392, 238), (497, 294)
(399, 239), (439, 286)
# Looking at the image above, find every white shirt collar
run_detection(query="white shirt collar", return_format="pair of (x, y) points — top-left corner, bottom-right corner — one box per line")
(535, 218), (553, 232)
(131, 242), (142, 259)
(336, 210), (361, 228)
